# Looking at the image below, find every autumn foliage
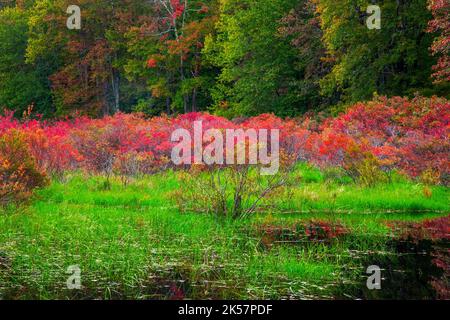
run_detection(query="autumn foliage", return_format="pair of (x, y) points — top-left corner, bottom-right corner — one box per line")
(0, 96), (448, 189)
(427, 0), (450, 83)
(0, 129), (48, 206)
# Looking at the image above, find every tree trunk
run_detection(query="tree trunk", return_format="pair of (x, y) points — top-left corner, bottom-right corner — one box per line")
(102, 81), (109, 116)
(111, 70), (120, 114)
(191, 88), (197, 112)
(166, 96), (171, 114)
(183, 94), (188, 113)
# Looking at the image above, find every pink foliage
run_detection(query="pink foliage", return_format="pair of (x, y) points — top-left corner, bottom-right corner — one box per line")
(0, 96), (448, 182)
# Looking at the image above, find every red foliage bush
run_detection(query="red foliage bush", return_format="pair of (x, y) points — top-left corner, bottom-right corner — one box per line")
(0, 95), (448, 184)
(0, 130), (49, 206)
(27, 128), (81, 178)
(321, 96), (449, 183)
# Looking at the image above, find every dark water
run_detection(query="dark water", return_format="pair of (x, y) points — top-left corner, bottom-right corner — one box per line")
(252, 217), (450, 300)
(344, 239), (449, 300)
(1, 221), (448, 300)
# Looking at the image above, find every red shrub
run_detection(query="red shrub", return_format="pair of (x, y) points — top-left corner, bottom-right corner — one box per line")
(0, 130), (49, 205)
(0, 96), (447, 184)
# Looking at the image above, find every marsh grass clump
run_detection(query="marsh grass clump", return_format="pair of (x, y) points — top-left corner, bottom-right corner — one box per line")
(343, 145), (389, 187)
(420, 168), (442, 186)
(172, 155), (297, 219)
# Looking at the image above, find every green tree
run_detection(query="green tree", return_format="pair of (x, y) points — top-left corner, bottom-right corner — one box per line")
(279, 0), (333, 112)
(0, 6), (53, 116)
(314, 0), (436, 104)
(204, 0), (303, 117)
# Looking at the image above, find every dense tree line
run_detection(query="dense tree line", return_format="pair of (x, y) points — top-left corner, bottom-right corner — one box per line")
(0, 0), (448, 118)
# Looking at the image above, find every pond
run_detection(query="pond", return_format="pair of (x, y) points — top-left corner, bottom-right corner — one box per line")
(343, 238), (449, 300)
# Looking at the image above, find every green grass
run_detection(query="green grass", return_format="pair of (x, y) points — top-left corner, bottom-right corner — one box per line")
(275, 164), (449, 213)
(0, 167), (448, 299)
